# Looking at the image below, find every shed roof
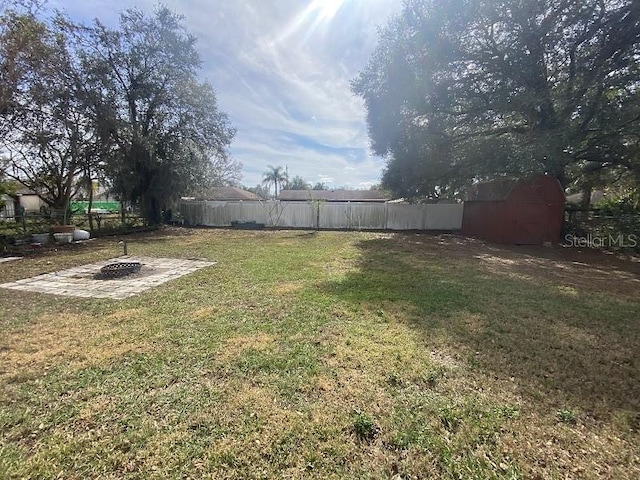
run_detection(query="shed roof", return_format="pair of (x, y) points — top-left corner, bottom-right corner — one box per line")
(279, 189), (387, 202)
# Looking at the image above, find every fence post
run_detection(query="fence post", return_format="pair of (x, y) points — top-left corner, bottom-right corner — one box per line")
(385, 203), (389, 231)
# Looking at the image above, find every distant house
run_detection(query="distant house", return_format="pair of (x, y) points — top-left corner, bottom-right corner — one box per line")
(0, 194), (17, 219)
(91, 182), (117, 202)
(182, 187), (259, 202)
(279, 189), (388, 203)
(208, 186), (259, 201)
(15, 189), (46, 213)
(180, 186), (258, 202)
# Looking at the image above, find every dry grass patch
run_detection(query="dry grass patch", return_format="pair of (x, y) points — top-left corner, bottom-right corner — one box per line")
(0, 311), (153, 377)
(218, 334), (276, 362)
(274, 281), (304, 295)
(189, 305), (221, 321)
(104, 307), (149, 324)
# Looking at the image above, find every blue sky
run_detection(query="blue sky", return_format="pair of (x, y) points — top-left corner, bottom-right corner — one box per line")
(48, 0), (400, 189)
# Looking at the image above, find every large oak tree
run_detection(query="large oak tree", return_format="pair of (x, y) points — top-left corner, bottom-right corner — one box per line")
(81, 6), (237, 224)
(352, 0), (640, 201)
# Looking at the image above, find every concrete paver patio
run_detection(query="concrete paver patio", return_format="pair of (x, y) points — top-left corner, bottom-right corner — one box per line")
(0, 256), (215, 300)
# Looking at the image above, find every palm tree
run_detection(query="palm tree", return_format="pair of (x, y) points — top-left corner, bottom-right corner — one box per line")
(262, 165), (287, 199)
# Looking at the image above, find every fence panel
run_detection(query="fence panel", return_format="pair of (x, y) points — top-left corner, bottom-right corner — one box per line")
(179, 200), (463, 231)
(236, 201), (271, 225)
(387, 204), (426, 230)
(179, 202), (201, 226)
(0, 198), (15, 220)
(425, 204), (464, 230)
(319, 203), (350, 229)
(277, 202), (316, 228)
(202, 201), (231, 226)
(349, 203), (387, 230)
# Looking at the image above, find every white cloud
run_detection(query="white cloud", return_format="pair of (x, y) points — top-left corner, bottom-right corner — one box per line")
(50, 0), (400, 188)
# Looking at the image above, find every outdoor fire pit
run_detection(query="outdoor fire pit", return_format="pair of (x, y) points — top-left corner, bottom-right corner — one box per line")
(97, 261), (142, 279)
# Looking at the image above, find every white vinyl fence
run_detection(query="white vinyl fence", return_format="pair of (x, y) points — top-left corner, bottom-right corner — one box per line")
(179, 201), (463, 231)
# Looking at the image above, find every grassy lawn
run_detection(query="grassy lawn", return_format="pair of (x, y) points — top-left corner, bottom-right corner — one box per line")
(1, 228), (639, 479)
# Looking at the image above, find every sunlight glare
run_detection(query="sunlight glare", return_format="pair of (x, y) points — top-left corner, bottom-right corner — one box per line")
(313, 0), (345, 21)
(278, 0), (347, 44)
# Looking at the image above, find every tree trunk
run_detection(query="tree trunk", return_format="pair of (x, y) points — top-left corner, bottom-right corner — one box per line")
(143, 195), (162, 226)
(87, 175), (95, 231)
(580, 184), (592, 212)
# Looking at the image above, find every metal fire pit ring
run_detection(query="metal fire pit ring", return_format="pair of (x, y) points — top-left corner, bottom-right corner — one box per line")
(99, 261), (142, 278)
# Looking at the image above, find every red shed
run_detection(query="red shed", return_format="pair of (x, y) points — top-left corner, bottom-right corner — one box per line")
(461, 175), (565, 244)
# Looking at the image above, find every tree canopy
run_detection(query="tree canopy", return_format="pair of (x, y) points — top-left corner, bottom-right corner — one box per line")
(0, 2), (238, 224)
(0, 9), (96, 216)
(287, 175), (310, 190)
(80, 6), (237, 224)
(352, 0), (640, 201)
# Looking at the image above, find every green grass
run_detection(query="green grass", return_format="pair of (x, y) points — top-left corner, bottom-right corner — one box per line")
(1, 228), (639, 478)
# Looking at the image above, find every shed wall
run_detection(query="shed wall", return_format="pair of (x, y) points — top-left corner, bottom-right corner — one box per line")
(461, 176), (564, 244)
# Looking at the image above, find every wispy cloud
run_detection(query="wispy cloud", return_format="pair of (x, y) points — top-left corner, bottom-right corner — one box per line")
(50, 0), (399, 188)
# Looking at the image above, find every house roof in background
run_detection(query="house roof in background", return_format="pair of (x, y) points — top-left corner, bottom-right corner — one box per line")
(279, 189), (388, 202)
(208, 186), (259, 201)
(15, 188), (38, 196)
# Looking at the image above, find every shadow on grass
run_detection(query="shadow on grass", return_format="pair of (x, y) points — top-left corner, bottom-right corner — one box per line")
(318, 234), (640, 418)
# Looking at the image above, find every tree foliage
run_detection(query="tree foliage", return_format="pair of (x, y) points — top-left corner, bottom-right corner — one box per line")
(352, 0), (640, 200)
(288, 175), (310, 190)
(0, 3), (238, 225)
(244, 184), (270, 200)
(0, 8), (98, 218)
(81, 6), (236, 224)
(0, 168), (13, 209)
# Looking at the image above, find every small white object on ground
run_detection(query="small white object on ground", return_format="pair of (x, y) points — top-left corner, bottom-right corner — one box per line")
(73, 229), (90, 241)
(53, 232), (73, 244)
(0, 257), (22, 263)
